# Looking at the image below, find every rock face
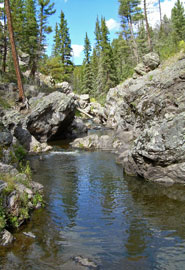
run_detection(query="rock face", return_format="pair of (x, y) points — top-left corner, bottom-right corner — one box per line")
(104, 54), (185, 183)
(26, 91), (76, 142)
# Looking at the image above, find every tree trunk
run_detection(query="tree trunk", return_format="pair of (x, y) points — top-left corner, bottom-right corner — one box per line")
(39, 5), (44, 54)
(159, 0), (162, 28)
(144, 0), (153, 52)
(2, 12), (7, 73)
(4, 0), (25, 102)
(129, 18), (139, 64)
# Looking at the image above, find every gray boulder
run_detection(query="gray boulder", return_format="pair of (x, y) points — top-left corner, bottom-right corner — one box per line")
(55, 81), (72, 94)
(0, 131), (13, 146)
(142, 52), (160, 70)
(26, 91), (76, 142)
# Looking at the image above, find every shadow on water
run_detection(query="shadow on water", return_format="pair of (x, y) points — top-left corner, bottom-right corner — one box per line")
(1, 146), (185, 270)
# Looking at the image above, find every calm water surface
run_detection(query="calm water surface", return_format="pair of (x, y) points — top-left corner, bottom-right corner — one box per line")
(1, 146), (185, 270)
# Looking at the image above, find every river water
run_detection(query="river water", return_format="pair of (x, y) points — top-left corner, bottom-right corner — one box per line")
(1, 146), (185, 270)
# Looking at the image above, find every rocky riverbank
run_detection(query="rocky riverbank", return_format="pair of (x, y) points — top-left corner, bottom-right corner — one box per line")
(71, 52), (185, 184)
(0, 79), (106, 245)
(0, 126), (44, 246)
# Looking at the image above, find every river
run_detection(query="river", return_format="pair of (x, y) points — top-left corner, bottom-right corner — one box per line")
(1, 144), (185, 270)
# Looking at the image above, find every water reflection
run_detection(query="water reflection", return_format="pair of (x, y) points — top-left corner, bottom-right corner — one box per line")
(1, 150), (185, 270)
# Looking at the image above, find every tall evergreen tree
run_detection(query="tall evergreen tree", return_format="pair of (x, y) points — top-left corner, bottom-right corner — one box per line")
(38, 0), (55, 54)
(171, 0), (185, 42)
(52, 10), (73, 81)
(96, 17), (117, 94)
(24, 0), (38, 77)
(82, 33), (93, 94)
(112, 34), (134, 83)
(91, 48), (99, 94)
(94, 16), (101, 54)
(118, 0), (143, 63)
(53, 23), (60, 57)
(10, 0), (25, 49)
(58, 10), (72, 65)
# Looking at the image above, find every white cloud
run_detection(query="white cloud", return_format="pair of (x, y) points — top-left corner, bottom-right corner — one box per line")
(146, 0), (182, 27)
(106, 18), (120, 31)
(72, 44), (84, 58)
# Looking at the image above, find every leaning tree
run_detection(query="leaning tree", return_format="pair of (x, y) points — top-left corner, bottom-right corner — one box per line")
(4, 0), (25, 102)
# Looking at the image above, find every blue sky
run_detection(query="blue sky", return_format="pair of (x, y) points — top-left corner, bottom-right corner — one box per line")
(46, 0), (179, 65)
(46, 0), (121, 65)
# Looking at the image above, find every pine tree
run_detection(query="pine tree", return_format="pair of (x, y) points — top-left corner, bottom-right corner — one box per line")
(10, 0), (25, 49)
(24, 0), (38, 77)
(171, 0), (185, 43)
(53, 23), (60, 57)
(52, 10), (73, 82)
(137, 21), (149, 57)
(118, 0), (143, 63)
(94, 16), (101, 55)
(58, 10), (72, 65)
(38, 0), (56, 54)
(112, 35), (134, 83)
(91, 48), (99, 94)
(82, 33), (93, 94)
(96, 17), (117, 95)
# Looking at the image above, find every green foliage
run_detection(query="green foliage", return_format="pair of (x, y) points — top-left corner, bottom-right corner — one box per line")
(32, 192), (45, 207)
(179, 40), (185, 51)
(38, 0), (56, 53)
(40, 56), (73, 82)
(0, 197), (6, 231)
(8, 215), (19, 228)
(13, 144), (27, 162)
(0, 97), (11, 109)
(171, 0), (185, 43)
(19, 161), (32, 180)
(53, 10), (73, 65)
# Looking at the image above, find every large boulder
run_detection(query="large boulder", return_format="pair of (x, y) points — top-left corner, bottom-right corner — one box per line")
(55, 81), (72, 94)
(134, 52), (160, 77)
(26, 91), (76, 142)
(142, 52), (160, 70)
(0, 131), (13, 146)
(105, 53), (185, 183)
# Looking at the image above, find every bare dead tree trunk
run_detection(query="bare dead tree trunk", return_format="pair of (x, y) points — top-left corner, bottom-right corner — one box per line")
(144, 0), (153, 52)
(4, 0), (25, 102)
(159, 0), (162, 28)
(129, 18), (139, 64)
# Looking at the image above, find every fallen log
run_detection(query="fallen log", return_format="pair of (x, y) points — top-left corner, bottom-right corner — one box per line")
(76, 107), (93, 119)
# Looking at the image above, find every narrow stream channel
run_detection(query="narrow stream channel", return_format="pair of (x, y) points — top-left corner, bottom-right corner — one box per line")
(1, 144), (185, 270)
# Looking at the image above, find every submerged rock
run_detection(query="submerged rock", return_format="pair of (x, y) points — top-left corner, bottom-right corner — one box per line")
(73, 256), (98, 269)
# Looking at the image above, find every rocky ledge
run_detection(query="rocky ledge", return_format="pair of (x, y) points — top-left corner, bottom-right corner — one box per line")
(72, 52), (185, 184)
(0, 127), (44, 246)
